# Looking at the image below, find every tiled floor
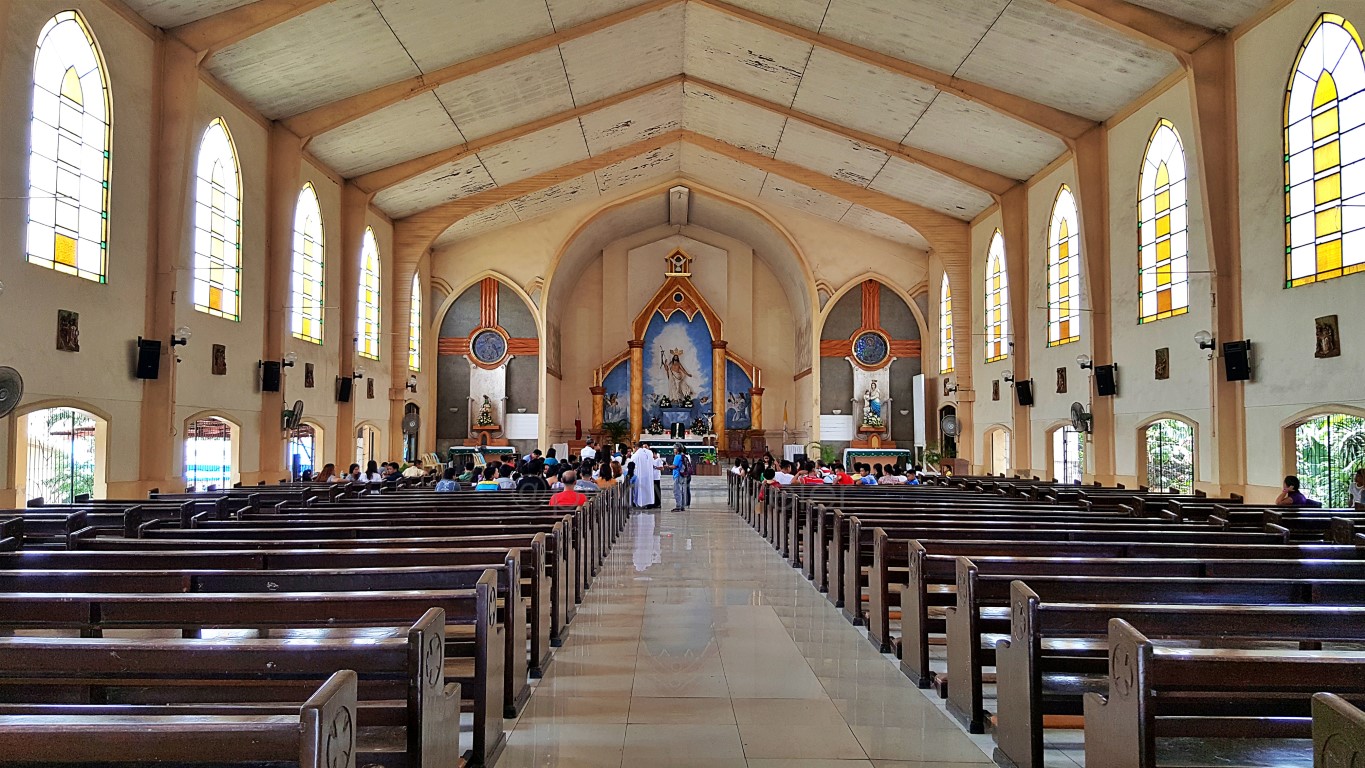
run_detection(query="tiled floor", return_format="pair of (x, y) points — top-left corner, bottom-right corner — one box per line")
(499, 479), (996, 767)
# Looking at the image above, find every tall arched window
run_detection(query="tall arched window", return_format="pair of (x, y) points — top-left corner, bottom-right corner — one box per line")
(1139, 120), (1189, 323)
(291, 184), (324, 343)
(357, 227), (381, 360)
(1145, 418), (1194, 493)
(1048, 186), (1081, 346)
(27, 11), (111, 283)
(192, 119), (241, 320)
(939, 273), (954, 373)
(985, 230), (1009, 362)
(408, 273), (422, 372)
(1294, 413), (1364, 507)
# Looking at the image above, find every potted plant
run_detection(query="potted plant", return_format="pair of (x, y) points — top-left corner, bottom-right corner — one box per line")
(602, 420), (630, 451)
(923, 442), (943, 468)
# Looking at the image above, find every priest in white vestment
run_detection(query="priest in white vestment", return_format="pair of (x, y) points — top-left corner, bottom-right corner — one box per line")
(631, 443), (656, 508)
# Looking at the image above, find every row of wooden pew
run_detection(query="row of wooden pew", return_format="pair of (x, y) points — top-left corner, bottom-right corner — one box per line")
(0, 480), (629, 767)
(729, 472), (1365, 768)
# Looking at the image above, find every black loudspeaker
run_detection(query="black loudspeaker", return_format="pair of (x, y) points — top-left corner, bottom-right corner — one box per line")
(1094, 364), (1118, 397)
(1015, 379), (1035, 407)
(135, 339), (161, 380)
(260, 361), (282, 393)
(1223, 340), (1252, 382)
(336, 376), (353, 403)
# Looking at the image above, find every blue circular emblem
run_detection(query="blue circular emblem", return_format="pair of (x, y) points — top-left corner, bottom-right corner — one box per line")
(472, 330), (507, 364)
(853, 332), (889, 367)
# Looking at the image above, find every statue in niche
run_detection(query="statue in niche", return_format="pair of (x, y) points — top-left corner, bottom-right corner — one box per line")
(660, 347), (695, 401)
(476, 395), (496, 427)
(862, 380), (884, 428)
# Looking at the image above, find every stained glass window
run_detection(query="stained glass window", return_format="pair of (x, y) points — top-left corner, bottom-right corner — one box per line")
(985, 230), (1009, 362)
(291, 184), (324, 343)
(408, 273), (422, 372)
(357, 227), (381, 360)
(1139, 119), (1189, 322)
(1047, 185), (1081, 346)
(192, 119), (241, 320)
(27, 11), (110, 283)
(939, 273), (954, 374)
(1285, 14), (1365, 287)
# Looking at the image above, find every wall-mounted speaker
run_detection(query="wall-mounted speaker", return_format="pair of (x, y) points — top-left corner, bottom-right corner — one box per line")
(1222, 340), (1252, 382)
(260, 361), (282, 393)
(335, 376), (353, 403)
(135, 339), (161, 380)
(1094, 364), (1118, 397)
(1015, 379), (1034, 407)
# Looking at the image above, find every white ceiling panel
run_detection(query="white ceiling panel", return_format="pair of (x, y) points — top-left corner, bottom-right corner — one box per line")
(682, 83), (787, 157)
(433, 49), (576, 142)
(840, 205), (930, 250)
(905, 93), (1065, 181)
(819, 0), (1011, 74)
(508, 175), (599, 220)
(435, 204), (522, 246)
(594, 143), (682, 192)
(720, 0), (833, 31)
(955, 0), (1178, 121)
(868, 157), (994, 219)
(545, 0), (656, 29)
(560, 4), (685, 104)
(125, 0), (256, 27)
(773, 121), (889, 188)
(790, 48), (937, 142)
(684, 3), (814, 105)
(580, 84), (684, 154)
(373, 155), (497, 218)
(308, 93), (463, 178)
(207, 0), (421, 119)
(1126, 0), (1273, 31)
(678, 144), (768, 199)
(759, 175), (852, 221)
(373, 0), (553, 73)
(476, 121), (590, 186)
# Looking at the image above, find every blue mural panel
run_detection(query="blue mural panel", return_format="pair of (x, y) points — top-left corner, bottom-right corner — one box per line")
(602, 360), (630, 425)
(725, 359), (753, 430)
(642, 312), (714, 430)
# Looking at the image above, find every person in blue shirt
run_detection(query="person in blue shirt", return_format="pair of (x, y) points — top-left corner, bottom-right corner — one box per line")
(435, 467), (459, 492)
(670, 444), (691, 512)
(544, 448), (560, 468)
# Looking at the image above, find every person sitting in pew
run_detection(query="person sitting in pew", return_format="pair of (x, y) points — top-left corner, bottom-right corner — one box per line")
(458, 461), (476, 482)
(550, 472), (588, 507)
(318, 462), (338, 483)
(595, 462), (618, 489)
(1352, 468), (1365, 507)
(401, 458), (427, 478)
(435, 467), (459, 492)
(516, 460), (550, 492)
(1277, 474), (1324, 507)
(496, 462), (517, 490)
(574, 466), (599, 493)
(475, 465), (500, 491)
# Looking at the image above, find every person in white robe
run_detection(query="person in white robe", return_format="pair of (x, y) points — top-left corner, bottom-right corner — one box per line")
(631, 442), (656, 508)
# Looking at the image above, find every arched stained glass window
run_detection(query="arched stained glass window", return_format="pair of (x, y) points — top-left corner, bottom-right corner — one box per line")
(985, 230), (1009, 362)
(939, 273), (954, 374)
(357, 227), (381, 360)
(1139, 120), (1189, 323)
(1047, 186), (1081, 346)
(1285, 14), (1365, 287)
(27, 11), (111, 283)
(192, 119), (241, 320)
(408, 273), (422, 372)
(291, 184), (324, 343)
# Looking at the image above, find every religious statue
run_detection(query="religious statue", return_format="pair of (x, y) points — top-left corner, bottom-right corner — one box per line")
(862, 381), (884, 428)
(476, 395), (496, 427)
(660, 347), (695, 401)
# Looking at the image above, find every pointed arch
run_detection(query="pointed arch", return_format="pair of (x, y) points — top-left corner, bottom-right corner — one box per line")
(192, 118), (242, 320)
(1138, 119), (1189, 323)
(408, 272), (422, 372)
(291, 183), (325, 343)
(984, 229), (1009, 362)
(939, 272), (954, 374)
(1285, 13), (1365, 287)
(1047, 185), (1081, 346)
(357, 226), (381, 360)
(27, 10), (111, 283)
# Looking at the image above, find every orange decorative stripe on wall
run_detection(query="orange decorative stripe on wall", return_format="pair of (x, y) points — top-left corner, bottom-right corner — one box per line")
(819, 339), (849, 357)
(888, 340), (921, 357)
(437, 338), (470, 355)
(506, 338), (540, 355)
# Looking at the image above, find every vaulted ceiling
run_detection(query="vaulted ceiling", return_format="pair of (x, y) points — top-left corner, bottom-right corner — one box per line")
(127, 0), (1277, 249)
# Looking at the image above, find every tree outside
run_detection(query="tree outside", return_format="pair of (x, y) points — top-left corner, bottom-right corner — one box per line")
(1296, 414), (1365, 508)
(1146, 419), (1194, 493)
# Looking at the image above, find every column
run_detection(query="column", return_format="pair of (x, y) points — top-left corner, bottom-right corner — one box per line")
(750, 386), (765, 436)
(590, 385), (605, 433)
(334, 183), (373, 463)
(1071, 127), (1116, 484)
(712, 340), (727, 450)
(628, 340), (644, 441)
(1001, 185), (1033, 476)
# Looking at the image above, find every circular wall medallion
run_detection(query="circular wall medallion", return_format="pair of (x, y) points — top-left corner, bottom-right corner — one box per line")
(471, 329), (508, 364)
(852, 331), (889, 367)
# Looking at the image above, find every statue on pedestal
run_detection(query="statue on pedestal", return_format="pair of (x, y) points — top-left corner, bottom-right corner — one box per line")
(861, 381), (884, 429)
(476, 395), (496, 427)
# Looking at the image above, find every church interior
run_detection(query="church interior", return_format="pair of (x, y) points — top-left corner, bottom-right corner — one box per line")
(1, 0), (1365, 766)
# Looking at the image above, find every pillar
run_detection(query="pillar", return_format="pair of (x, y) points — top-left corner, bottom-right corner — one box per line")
(712, 340), (727, 449)
(628, 340), (644, 440)
(1071, 127), (1116, 484)
(590, 385), (605, 432)
(1001, 185), (1033, 477)
(334, 183), (373, 463)
(750, 386), (764, 435)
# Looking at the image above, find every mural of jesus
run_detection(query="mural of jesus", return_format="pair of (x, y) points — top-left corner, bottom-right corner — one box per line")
(661, 347), (694, 400)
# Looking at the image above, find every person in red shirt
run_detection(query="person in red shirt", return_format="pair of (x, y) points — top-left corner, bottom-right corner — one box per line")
(549, 470), (589, 507)
(832, 463), (855, 485)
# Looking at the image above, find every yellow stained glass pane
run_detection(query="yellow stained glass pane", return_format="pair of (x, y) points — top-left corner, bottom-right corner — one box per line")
(1314, 107), (1341, 141)
(1157, 290), (1172, 313)
(1316, 141), (1341, 172)
(1156, 215), (1171, 237)
(1316, 173), (1342, 204)
(1155, 190), (1170, 212)
(1157, 264), (1172, 286)
(209, 286), (223, 311)
(1318, 239), (1343, 271)
(60, 67), (83, 104)
(1058, 241), (1069, 260)
(1314, 71), (1339, 109)
(1317, 206), (1343, 236)
(1156, 239), (1172, 262)
(1155, 162), (1169, 188)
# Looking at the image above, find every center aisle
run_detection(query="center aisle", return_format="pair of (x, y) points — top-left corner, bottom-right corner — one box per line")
(500, 478), (994, 767)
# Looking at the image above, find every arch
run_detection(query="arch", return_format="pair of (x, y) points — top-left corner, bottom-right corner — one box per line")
(1138, 119), (1189, 323)
(26, 10), (111, 283)
(1137, 413), (1196, 492)
(1045, 421), (1085, 484)
(982, 424), (1011, 476)
(1285, 13), (1365, 287)
(357, 227), (382, 360)
(11, 400), (109, 502)
(288, 419), (324, 480)
(818, 273), (930, 343)
(1047, 185), (1081, 347)
(1280, 405), (1365, 507)
(408, 272), (422, 372)
(355, 421), (383, 467)
(291, 182), (325, 343)
(192, 118), (242, 320)
(939, 273), (954, 374)
(984, 229), (1010, 363)
(430, 269), (544, 342)
(183, 411), (241, 491)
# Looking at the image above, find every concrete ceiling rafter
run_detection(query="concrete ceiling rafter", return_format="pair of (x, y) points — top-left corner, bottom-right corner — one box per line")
(172, 0), (336, 63)
(1045, 0), (1218, 58)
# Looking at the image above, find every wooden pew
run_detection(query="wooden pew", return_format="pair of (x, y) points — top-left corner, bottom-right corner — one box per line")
(1083, 619), (1365, 768)
(1313, 693), (1365, 766)
(0, 670), (357, 768)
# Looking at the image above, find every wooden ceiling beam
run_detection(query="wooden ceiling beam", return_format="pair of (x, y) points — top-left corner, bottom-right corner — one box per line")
(1046, 0), (1217, 57)
(171, 0), (335, 61)
(283, 0), (676, 139)
(693, 0), (1095, 141)
(355, 75), (685, 194)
